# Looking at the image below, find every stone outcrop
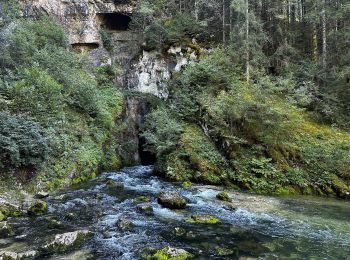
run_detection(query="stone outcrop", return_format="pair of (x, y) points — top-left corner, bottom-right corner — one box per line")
(21, 0), (133, 46)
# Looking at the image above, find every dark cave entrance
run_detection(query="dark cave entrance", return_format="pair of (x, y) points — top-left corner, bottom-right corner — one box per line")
(99, 13), (132, 31)
(138, 136), (156, 166)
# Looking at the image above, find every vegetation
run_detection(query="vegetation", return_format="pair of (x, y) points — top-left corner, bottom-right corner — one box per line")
(137, 0), (350, 198)
(0, 13), (124, 190)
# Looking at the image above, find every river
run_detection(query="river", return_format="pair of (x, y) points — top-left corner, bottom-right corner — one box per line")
(2, 166), (350, 259)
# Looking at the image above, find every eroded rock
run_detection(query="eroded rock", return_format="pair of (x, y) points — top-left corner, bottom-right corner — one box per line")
(157, 191), (187, 210)
(42, 230), (93, 253)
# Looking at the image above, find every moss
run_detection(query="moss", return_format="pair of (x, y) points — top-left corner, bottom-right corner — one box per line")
(330, 174), (350, 198)
(216, 191), (232, 202)
(0, 203), (23, 220)
(151, 247), (193, 260)
(28, 200), (47, 216)
(275, 186), (299, 195)
(185, 214), (220, 224)
(182, 181), (192, 188)
(134, 196), (151, 203)
(216, 247), (236, 256)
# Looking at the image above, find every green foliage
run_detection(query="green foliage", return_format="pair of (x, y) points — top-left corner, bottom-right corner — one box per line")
(0, 112), (48, 170)
(142, 107), (184, 157)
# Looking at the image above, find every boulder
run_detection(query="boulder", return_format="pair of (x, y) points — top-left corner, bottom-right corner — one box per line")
(0, 222), (14, 238)
(105, 179), (124, 189)
(28, 200), (47, 216)
(0, 250), (38, 260)
(157, 192), (187, 209)
(137, 204), (153, 215)
(35, 192), (49, 199)
(216, 191), (232, 202)
(141, 246), (193, 260)
(42, 230), (93, 253)
(0, 202), (23, 220)
(117, 218), (134, 231)
(185, 214), (220, 224)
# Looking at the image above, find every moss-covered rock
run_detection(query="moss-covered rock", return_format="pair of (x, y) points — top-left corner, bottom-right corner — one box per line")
(42, 230), (93, 254)
(137, 204), (153, 215)
(141, 246), (193, 260)
(182, 181), (192, 188)
(134, 196), (151, 204)
(216, 191), (232, 202)
(117, 218), (134, 231)
(275, 186), (299, 195)
(0, 202), (23, 220)
(216, 246), (237, 256)
(185, 214), (220, 224)
(0, 221), (14, 238)
(157, 191), (187, 209)
(105, 179), (124, 189)
(174, 227), (186, 236)
(27, 200), (47, 216)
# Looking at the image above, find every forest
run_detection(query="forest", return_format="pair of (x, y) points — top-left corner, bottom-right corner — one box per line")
(0, 0), (349, 259)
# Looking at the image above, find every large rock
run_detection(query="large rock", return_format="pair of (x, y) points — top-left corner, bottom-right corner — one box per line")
(185, 214), (220, 224)
(42, 230), (93, 253)
(27, 200), (47, 216)
(157, 192), (187, 210)
(0, 221), (14, 238)
(0, 202), (23, 220)
(0, 250), (38, 260)
(141, 246), (193, 260)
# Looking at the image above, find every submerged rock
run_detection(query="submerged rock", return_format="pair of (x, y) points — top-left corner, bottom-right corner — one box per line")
(185, 214), (220, 224)
(105, 179), (124, 189)
(42, 230), (93, 254)
(174, 227), (187, 236)
(27, 200), (47, 216)
(157, 192), (187, 209)
(137, 204), (153, 215)
(0, 250), (38, 260)
(117, 218), (134, 231)
(216, 246), (237, 256)
(216, 191), (232, 202)
(0, 222), (14, 238)
(134, 196), (151, 204)
(141, 246), (193, 260)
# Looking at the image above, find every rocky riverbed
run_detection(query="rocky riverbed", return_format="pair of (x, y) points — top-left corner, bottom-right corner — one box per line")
(0, 166), (349, 259)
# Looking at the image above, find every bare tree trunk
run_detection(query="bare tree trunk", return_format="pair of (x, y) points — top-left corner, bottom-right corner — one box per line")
(246, 0), (250, 83)
(223, 0), (226, 43)
(321, 0), (327, 68)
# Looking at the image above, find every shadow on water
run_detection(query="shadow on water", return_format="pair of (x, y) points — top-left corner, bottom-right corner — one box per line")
(1, 166), (350, 259)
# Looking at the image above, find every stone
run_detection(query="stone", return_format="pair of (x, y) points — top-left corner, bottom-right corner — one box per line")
(137, 204), (153, 215)
(157, 191), (187, 210)
(216, 247), (236, 256)
(105, 179), (124, 189)
(0, 202), (23, 220)
(35, 192), (49, 199)
(216, 191), (232, 202)
(27, 200), (47, 216)
(182, 181), (192, 188)
(174, 227), (186, 236)
(44, 216), (63, 229)
(185, 214), (220, 224)
(0, 222), (14, 238)
(117, 218), (134, 231)
(141, 247), (193, 260)
(134, 196), (151, 203)
(42, 230), (93, 253)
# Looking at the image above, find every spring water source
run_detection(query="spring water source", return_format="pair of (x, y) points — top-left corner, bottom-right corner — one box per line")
(1, 166), (350, 259)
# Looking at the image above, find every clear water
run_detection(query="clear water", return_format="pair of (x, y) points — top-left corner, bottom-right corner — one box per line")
(1, 166), (350, 259)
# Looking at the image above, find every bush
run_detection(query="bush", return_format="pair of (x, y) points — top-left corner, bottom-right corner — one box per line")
(0, 112), (48, 170)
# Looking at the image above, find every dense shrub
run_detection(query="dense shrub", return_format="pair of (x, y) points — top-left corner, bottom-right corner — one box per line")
(0, 112), (48, 170)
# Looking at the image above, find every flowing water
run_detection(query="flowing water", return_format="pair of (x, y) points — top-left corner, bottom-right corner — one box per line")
(1, 166), (350, 259)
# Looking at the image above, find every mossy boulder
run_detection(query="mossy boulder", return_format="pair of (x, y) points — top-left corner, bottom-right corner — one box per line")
(157, 191), (187, 209)
(137, 204), (153, 215)
(216, 247), (237, 256)
(185, 214), (220, 224)
(117, 218), (134, 231)
(0, 202), (23, 220)
(105, 179), (124, 189)
(182, 181), (192, 188)
(216, 191), (232, 202)
(0, 221), (14, 238)
(134, 196), (151, 204)
(141, 246), (193, 260)
(42, 230), (93, 254)
(28, 200), (47, 216)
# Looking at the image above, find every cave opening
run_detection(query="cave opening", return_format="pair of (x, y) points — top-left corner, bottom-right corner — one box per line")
(99, 13), (132, 31)
(138, 136), (156, 166)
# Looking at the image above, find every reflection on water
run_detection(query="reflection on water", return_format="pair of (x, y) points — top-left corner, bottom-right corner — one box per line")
(1, 166), (350, 259)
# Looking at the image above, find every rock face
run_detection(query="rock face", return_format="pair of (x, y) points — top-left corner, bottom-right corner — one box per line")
(157, 191), (187, 209)
(42, 230), (93, 253)
(21, 0), (133, 46)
